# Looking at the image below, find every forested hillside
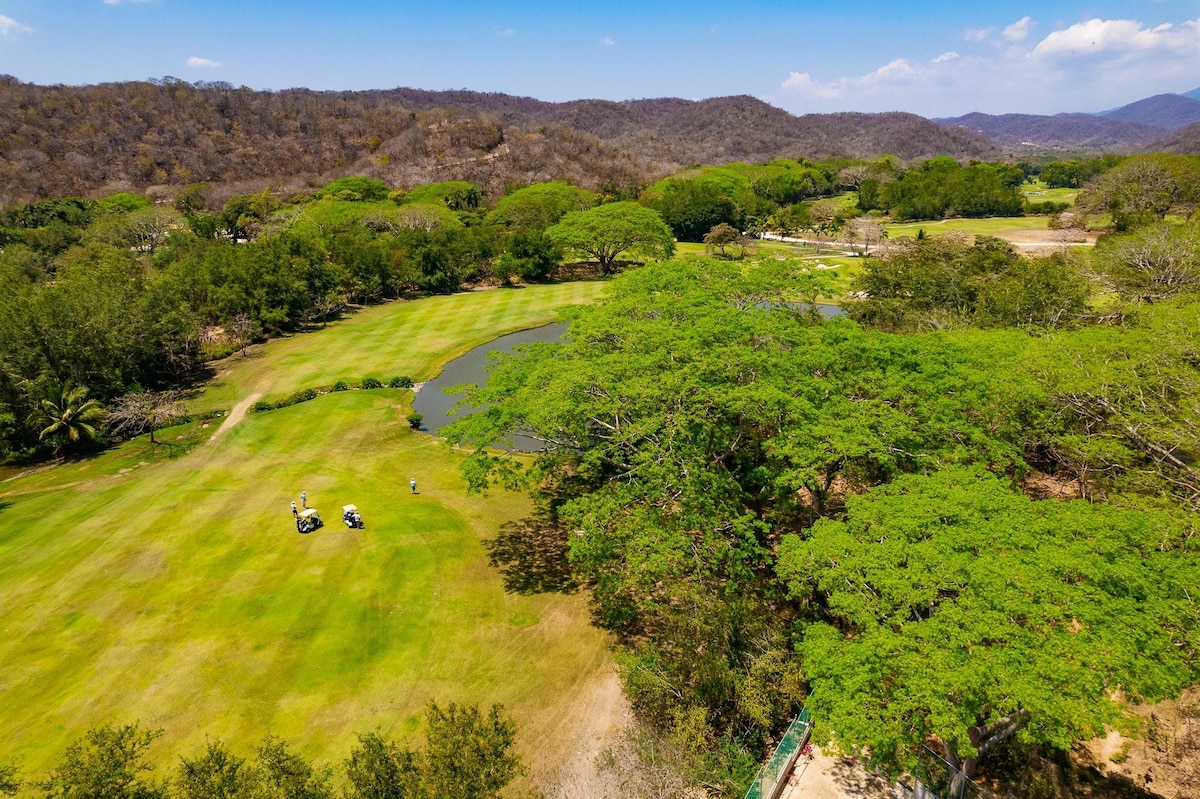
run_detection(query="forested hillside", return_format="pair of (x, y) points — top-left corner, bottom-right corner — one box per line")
(0, 77), (1000, 205)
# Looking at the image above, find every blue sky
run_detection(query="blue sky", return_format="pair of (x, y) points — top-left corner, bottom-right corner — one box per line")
(1, 1), (1198, 117)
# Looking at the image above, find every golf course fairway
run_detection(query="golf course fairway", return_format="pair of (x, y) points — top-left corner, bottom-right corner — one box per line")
(0, 281), (617, 785)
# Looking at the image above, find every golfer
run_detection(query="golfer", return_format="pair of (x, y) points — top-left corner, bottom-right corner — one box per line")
(410, 477), (416, 494)
(301, 491), (307, 507)
(291, 501), (298, 516)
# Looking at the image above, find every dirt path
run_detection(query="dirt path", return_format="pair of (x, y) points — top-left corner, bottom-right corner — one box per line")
(779, 745), (909, 799)
(536, 664), (634, 797)
(209, 391), (263, 443)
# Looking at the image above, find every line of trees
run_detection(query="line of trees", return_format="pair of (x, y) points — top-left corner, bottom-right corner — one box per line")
(0, 702), (521, 799)
(0, 177), (680, 461)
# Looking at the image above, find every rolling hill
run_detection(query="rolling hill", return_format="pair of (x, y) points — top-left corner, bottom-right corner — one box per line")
(0, 78), (999, 205)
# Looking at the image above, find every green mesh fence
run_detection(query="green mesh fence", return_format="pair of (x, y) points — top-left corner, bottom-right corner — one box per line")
(744, 706), (812, 799)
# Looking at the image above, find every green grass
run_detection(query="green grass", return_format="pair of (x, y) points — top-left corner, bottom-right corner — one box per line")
(885, 216), (1050, 238)
(0, 283), (613, 782)
(198, 282), (606, 412)
(1022, 180), (1079, 206)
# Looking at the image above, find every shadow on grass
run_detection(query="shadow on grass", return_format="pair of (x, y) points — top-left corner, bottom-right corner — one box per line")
(485, 508), (579, 595)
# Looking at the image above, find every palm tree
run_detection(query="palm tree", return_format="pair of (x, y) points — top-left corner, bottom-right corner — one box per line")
(29, 380), (104, 452)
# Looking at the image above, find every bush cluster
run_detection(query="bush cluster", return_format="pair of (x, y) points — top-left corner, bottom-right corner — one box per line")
(249, 377), (416, 413)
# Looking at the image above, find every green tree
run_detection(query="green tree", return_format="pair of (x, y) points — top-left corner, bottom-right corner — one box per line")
(28, 379), (104, 452)
(443, 258), (1031, 777)
(850, 234), (1088, 331)
(702, 222), (741, 258)
(1077, 154), (1200, 231)
(39, 723), (169, 799)
(0, 762), (19, 796)
(316, 176), (391, 202)
(1089, 222), (1200, 304)
(546, 202), (674, 274)
(177, 740), (256, 799)
(250, 735), (332, 799)
(421, 703), (523, 799)
(486, 181), (597, 232)
(778, 468), (1199, 791)
(343, 732), (422, 799)
(342, 704), (521, 799)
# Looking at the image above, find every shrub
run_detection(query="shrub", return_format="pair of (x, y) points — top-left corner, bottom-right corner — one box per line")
(389, 376), (415, 388)
(251, 400), (273, 413)
(406, 413), (423, 430)
(361, 377), (382, 389)
(333, 380), (349, 392)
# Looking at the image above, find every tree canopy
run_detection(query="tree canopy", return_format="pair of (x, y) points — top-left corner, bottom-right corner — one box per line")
(545, 201), (675, 273)
(778, 467), (1200, 786)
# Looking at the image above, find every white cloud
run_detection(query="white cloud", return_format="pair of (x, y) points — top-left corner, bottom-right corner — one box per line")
(964, 26), (993, 42)
(187, 56), (222, 68)
(495, 27), (516, 37)
(601, 36), (615, 47)
(0, 14), (32, 36)
(781, 58), (917, 101)
(775, 14), (1200, 117)
(1004, 16), (1033, 42)
(1032, 17), (1199, 58)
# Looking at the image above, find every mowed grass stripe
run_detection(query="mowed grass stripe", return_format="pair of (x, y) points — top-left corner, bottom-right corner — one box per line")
(198, 282), (607, 411)
(0, 285), (612, 781)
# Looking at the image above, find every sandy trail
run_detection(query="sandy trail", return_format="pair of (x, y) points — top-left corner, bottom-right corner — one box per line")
(209, 391), (264, 442)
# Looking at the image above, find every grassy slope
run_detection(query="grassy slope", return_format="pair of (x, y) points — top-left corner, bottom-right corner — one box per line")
(0, 282), (610, 779)
(884, 216), (1050, 238)
(198, 281), (607, 411)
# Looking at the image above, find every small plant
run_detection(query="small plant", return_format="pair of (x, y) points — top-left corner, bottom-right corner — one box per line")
(251, 400), (273, 413)
(1109, 740), (1132, 764)
(389, 375), (414, 388)
(406, 412), (423, 430)
(361, 377), (382, 389)
(333, 380), (349, 392)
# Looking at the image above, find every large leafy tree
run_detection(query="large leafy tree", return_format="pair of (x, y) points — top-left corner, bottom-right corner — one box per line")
(777, 467), (1199, 790)
(445, 259), (1034, 761)
(1028, 294), (1200, 511)
(486, 181), (597, 233)
(849, 234), (1089, 331)
(545, 201), (674, 274)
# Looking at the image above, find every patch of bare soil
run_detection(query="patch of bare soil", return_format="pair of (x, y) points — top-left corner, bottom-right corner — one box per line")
(1076, 688), (1200, 799)
(537, 665), (639, 798)
(208, 391), (263, 443)
(1021, 470), (1083, 500)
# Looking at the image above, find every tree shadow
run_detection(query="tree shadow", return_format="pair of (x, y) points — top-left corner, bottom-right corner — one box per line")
(484, 508), (579, 595)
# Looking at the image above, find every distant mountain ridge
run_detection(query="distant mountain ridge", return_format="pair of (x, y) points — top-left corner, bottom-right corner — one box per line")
(936, 90), (1200, 153)
(376, 88), (1000, 165)
(1098, 93), (1200, 130)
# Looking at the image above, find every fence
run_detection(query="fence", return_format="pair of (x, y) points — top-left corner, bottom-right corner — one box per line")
(743, 706), (812, 799)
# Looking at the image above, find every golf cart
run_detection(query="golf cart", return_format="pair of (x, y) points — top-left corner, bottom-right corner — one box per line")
(296, 507), (323, 533)
(342, 504), (365, 529)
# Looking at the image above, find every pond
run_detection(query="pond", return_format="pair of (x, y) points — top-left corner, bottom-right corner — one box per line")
(412, 323), (568, 452)
(413, 304), (844, 453)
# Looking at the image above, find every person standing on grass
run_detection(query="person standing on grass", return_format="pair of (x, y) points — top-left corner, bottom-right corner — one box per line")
(291, 501), (298, 517)
(410, 477), (417, 494)
(301, 491), (307, 508)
